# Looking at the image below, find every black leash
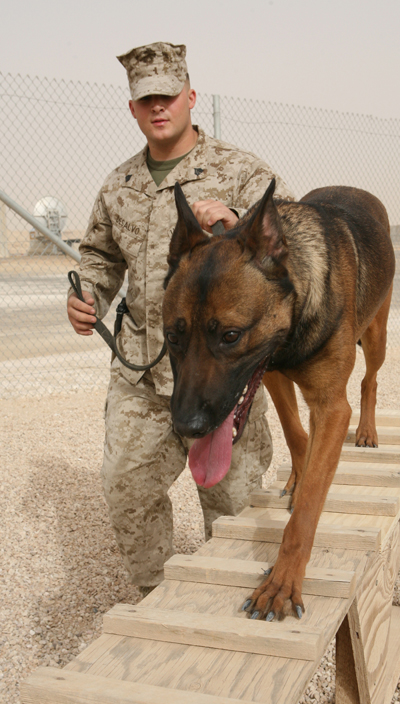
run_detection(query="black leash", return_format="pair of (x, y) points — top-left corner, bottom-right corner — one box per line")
(67, 220), (225, 372)
(68, 270), (167, 372)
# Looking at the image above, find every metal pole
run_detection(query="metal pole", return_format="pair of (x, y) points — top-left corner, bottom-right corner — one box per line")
(0, 188), (81, 263)
(0, 188), (126, 298)
(213, 95), (221, 140)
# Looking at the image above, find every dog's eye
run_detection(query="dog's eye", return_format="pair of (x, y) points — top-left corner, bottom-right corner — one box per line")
(222, 331), (241, 344)
(167, 333), (179, 345)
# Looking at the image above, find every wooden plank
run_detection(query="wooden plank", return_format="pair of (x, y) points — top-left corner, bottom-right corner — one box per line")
(164, 554), (357, 598)
(354, 522), (400, 701)
(249, 487), (399, 516)
(237, 505), (395, 550)
(346, 426), (400, 445)
(336, 611), (363, 704)
(338, 601), (372, 704)
(212, 516), (381, 551)
(351, 411), (400, 428)
(196, 536), (369, 583)
(277, 463), (400, 487)
(272, 479), (400, 499)
(372, 606), (400, 704)
(340, 444), (400, 464)
(20, 666), (255, 704)
(62, 571), (359, 704)
(102, 604), (324, 661)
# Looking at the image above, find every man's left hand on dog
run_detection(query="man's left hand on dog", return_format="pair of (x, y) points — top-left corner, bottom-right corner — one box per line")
(191, 199), (238, 233)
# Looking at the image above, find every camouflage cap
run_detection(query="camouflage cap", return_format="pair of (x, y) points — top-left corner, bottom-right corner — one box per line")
(117, 42), (188, 101)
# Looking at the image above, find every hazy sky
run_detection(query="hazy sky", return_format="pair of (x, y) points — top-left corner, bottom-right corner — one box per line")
(1, 0), (399, 119)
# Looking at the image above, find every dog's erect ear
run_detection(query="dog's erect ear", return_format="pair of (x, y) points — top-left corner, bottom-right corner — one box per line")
(239, 179), (289, 277)
(168, 183), (209, 263)
(164, 183), (210, 288)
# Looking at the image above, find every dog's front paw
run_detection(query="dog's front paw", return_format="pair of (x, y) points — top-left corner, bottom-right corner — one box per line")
(355, 423), (378, 448)
(242, 559), (305, 621)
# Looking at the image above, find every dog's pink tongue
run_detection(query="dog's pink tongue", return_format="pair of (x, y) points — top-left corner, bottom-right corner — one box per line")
(188, 410), (235, 489)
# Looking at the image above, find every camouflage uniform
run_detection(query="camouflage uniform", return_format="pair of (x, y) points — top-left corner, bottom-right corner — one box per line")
(76, 42), (294, 581)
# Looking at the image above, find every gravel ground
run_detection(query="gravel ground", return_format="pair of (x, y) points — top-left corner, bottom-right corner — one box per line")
(1, 345), (400, 704)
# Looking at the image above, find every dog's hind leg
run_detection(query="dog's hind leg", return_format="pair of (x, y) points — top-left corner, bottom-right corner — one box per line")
(356, 285), (393, 447)
(263, 370), (308, 496)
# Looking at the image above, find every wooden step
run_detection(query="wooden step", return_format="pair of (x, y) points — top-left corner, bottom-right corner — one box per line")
(346, 425), (400, 445)
(277, 462), (400, 487)
(102, 604), (324, 661)
(20, 410), (400, 704)
(351, 411), (400, 428)
(20, 666), (254, 704)
(249, 487), (399, 516)
(164, 554), (357, 599)
(212, 516), (381, 550)
(340, 444), (400, 463)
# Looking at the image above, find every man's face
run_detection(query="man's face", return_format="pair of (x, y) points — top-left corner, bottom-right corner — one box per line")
(129, 85), (196, 150)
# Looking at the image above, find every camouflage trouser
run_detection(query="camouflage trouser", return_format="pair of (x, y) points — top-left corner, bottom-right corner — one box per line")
(101, 360), (273, 587)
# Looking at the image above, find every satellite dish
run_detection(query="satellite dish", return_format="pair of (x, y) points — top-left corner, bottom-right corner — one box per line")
(33, 196), (68, 236)
(29, 196), (68, 255)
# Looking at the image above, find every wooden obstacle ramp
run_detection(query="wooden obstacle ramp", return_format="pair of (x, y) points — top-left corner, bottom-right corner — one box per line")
(21, 411), (400, 704)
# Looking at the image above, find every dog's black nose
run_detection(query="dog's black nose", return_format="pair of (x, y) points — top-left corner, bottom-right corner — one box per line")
(173, 413), (211, 439)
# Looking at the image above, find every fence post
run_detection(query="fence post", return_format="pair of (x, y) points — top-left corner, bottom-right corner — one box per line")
(0, 201), (9, 258)
(213, 95), (221, 140)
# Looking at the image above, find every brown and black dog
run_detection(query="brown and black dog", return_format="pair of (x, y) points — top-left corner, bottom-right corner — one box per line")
(162, 179), (395, 620)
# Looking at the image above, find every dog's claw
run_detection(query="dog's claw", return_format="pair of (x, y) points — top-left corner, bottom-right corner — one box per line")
(295, 605), (303, 619)
(242, 598), (252, 611)
(251, 610), (260, 620)
(262, 567), (272, 576)
(265, 611), (275, 622)
(280, 489), (287, 497)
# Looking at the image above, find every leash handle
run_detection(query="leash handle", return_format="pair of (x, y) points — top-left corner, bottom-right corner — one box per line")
(68, 270), (85, 302)
(211, 220), (225, 236)
(68, 270), (167, 372)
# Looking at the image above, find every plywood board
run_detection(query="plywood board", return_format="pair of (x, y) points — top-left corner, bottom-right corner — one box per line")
(196, 537), (368, 580)
(355, 523), (400, 699)
(351, 411), (400, 428)
(212, 515), (381, 551)
(249, 487), (399, 516)
(346, 426), (400, 445)
(340, 445), (400, 463)
(20, 666), (255, 704)
(60, 638), (319, 704)
(371, 606), (400, 704)
(102, 604), (324, 661)
(277, 463), (400, 487)
(58, 565), (361, 703)
(164, 554), (356, 598)
(20, 408), (400, 704)
(336, 612), (364, 704)
(237, 503), (397, 550)
(273, 480), (400, 499)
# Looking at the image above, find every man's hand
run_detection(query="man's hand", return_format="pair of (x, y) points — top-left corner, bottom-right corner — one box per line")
(192, 200), (238, 234)
(67, 291), (97, 336)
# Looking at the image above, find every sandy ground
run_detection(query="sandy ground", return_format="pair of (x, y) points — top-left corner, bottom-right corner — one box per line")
(1, 345), (400, 704)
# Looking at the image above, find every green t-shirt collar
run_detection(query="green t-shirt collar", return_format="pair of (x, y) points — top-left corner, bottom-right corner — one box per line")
(146, 148), (193, 187)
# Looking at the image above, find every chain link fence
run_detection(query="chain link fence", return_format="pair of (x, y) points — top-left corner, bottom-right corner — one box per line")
(1, 72), (399, 398)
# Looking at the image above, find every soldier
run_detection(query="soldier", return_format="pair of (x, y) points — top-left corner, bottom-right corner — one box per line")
(67, 42), (294, 595)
